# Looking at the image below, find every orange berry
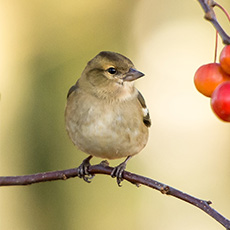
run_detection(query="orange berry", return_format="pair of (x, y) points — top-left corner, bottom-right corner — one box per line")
(220, 45), (230, 74)
(194, 63), (230, 97)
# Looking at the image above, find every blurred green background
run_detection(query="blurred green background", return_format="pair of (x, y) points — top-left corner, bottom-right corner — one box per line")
(1, 1), (230, 229)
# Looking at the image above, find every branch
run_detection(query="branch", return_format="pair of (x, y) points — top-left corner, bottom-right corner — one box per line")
(0, 164), (230, 229)
(197, 0), (230, 45)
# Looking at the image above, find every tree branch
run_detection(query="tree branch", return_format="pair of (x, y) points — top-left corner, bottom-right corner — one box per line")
(0, 164), (229, 229)
(1, 2), (230, 230)
(197, 0), (230, 45)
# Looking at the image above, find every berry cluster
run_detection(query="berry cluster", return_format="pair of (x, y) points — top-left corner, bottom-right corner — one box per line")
(194, 45), (230, 122)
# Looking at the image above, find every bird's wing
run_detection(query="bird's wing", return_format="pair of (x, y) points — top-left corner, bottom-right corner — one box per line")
(67, 80), (79, 98)
(137, 91), (151, 128)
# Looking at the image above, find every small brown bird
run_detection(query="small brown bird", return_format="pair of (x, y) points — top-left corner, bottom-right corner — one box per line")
(65, 51), (151, 186)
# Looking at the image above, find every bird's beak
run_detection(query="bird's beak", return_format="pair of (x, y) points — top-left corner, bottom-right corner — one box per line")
(122, 68), (145, 82)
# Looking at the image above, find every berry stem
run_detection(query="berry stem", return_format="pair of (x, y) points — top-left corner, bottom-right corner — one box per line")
(212, 2), (230, 63)
(214, 3), (230, 22)
(214, 30), (218, 63)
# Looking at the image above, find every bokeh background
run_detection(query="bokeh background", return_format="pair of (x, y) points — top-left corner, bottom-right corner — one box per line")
(1, 1), (230, 229)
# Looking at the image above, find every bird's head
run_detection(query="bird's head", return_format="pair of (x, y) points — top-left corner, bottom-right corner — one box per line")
(80, 51), (144, 100)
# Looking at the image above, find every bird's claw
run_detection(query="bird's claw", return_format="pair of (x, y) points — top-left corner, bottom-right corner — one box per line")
(111, 162), (127, 187)
(77, 156), (94, 183)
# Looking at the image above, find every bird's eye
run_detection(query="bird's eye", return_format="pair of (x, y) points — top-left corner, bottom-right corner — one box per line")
(107, 67), (117, 74)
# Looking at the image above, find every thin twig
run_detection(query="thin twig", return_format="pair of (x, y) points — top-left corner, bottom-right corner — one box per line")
(0, 164), (229, 229)
(197, 0), (230, 44)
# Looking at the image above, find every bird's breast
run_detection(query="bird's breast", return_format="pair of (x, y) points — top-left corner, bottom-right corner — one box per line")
(65, 91), (149, 159)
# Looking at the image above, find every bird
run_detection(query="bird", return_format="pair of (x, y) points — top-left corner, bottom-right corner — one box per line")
(65, 51), (151, 186)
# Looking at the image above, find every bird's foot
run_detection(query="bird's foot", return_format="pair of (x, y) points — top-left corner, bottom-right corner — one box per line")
(111, 162), (126, 186)
(111, 156), (132, 187)
(77, 155), (95, 183)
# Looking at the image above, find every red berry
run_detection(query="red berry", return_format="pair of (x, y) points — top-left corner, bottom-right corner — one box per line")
(220, 45), (230, 74)
(194, 63), (230, 97)
(211, 81), (230, 122)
